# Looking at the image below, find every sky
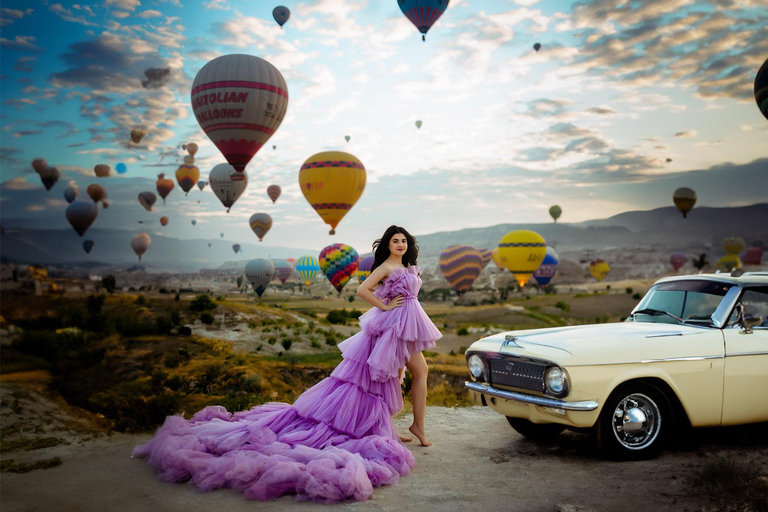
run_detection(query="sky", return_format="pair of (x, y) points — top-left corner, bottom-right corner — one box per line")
(1, 0), (767, 254)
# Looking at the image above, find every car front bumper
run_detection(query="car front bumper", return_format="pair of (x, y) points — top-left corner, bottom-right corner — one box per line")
(465, 381), (599, 411)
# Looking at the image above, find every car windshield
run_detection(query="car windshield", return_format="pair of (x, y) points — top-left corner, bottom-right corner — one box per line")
(629, 280), (734, 325)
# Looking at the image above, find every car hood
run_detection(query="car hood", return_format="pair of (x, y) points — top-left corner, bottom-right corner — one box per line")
(467, 322), (722, 367)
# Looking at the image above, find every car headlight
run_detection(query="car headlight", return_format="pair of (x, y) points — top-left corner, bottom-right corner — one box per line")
(467, 354), (484, 381)
(545, 367), (567, 396)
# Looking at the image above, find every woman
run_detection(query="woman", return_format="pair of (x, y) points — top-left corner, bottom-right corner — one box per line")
(132, 226), (441, 503)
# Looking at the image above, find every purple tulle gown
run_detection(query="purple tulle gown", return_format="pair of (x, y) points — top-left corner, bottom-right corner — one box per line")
(132, 266), (441, 502)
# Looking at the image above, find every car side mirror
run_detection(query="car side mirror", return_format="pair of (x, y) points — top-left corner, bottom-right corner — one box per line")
(736, 304), (763, 334)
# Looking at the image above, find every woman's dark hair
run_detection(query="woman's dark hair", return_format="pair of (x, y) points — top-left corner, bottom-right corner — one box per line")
(371, 225), (418, 273)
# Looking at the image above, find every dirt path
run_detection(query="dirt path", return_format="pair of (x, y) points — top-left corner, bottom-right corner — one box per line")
(5, 405), (760, 512)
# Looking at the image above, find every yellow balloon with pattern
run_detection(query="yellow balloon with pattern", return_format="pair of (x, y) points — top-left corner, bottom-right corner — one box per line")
(299, 151), (366, 235)
(589, 259), (611, 282)
(717, 254), (741, 272)
(497, 230), (546, 287)
(176, 163), (200, 196)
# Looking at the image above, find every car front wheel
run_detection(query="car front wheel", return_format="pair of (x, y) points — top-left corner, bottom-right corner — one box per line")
(506, 417), (566, 441)
(596, 383), (670, 460)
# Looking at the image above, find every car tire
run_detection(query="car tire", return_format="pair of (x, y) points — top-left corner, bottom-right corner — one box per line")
(596, 382), (671, 460)
(506, 417), (566, 441)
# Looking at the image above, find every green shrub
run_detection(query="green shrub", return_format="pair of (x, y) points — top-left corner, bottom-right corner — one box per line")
(310, 340), (321, 349)
(163, 353), (180, 368)
(457, 327), (469, 336)
(347, 295), (355, 303)
(134, 294), (146, 305)
(326, 310), (347, 324)
(281, 339), (293, 351)
(101, 275), (116, 294)
(267, 336), (277, 345)
(200, 313), (214, 325)
(632, 293), (641, 300)
(625, 287), (633, 294)
(189, 295), (217, 312)
(555, 301), (570, 311)
(244, 373), (263, 392)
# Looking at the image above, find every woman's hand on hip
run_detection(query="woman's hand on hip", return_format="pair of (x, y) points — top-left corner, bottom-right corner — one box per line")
(385, 295), (405, 310)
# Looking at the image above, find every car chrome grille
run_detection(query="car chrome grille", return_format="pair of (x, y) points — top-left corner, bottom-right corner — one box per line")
(488, 357), (546, 392)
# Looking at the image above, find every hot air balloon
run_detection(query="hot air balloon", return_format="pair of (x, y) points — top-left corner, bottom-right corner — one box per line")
(31, 158), (48, 174)
(191, 54), (288, 172)
(66, 202), (98, 237)
(439, 245), (483, 295)
(208, 243), (212, 248)
(83, 240), (95, 254)
(220, 233), (224, 238)
(345, 135), (351, 143)
(723, 237), (744, 255)
(673, 187), (696, 218)
(131, 233), (151, 261)
(176, 162), (200, 196)
(115, 163), (127, 174)
(38, 166), (60, 191)
(755, 58), (768, 121)
(478, 248), (492, 270)
(498, 230), (547, 287)
(399, 0), (450, 41)
(209, 163), (248, 213)
(491, 247), (504, 270)
(86, 184), (109, 207)
(94, 164), (111, 177)
(533, 246), (559, 286)
(138, 191), (157, 212)
(415, 120), (422, 129)
(533, 43), (541, 51)
(160, 216), (169, 226)
(267, 184), (281, 203)
(287, 258), (296, 267)
(666, 158), (672, 163)
(273, 260), (294, 284)
(249, 213), (272, 241)
(299, 151), (366, 235)
(356, 255), (375, 283)
(296, 256), (320, 285)
(549, 205), (562, 222)
(232, 244), (241, 254)
(130, 129), (146, 144)
(191, 219), (197, 226)
(743, 247), (764, 265)
(197, 180), (206, 191)
(183, 155), (195, 165)
(273, 6), (290, 27)
(589, 259), (611, 282)
(64, 186), (78, 204)
(156, 173), (174, 203)
(186, 142), (198, 157)
(670, 253), (687, 271)
(273, 145), (276, 150)
(319, 243), (359, 294)
(717, 255), (741, 273)
(245, 259), (275, 297)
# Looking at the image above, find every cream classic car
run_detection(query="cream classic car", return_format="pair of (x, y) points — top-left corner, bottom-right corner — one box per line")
(464, 272), (768, 459)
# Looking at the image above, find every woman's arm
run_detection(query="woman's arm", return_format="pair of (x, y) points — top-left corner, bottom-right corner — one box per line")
(356, 265), (404, 311)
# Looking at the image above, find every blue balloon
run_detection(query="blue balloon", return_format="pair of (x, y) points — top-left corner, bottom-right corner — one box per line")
(116, 162), (127, 174)
(533, 247), (559, 286)
(398, 0), (450, 41)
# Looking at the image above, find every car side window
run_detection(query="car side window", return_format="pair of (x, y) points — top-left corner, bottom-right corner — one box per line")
(728, 288), (768, 328)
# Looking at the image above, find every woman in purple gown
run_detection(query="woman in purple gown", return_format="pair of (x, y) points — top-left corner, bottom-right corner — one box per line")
(132, 225), (441, 502)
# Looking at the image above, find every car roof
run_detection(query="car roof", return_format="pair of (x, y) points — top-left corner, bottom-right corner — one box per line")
(653, 272), (768, 286)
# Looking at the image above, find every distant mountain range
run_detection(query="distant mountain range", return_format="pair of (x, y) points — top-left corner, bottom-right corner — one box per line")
(2, 204), (765, 273)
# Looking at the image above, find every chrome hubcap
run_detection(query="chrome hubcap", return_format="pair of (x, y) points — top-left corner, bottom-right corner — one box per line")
(611, 393), (660, 450)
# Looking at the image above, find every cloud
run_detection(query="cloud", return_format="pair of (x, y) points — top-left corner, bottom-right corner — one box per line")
(205, 0), (229, 9)
(0, 147), (25, 167)
(105, 0), (140, 12)
(141, 67), (172, 88)
(13, 56), (37, 73)
(49, 3), (98, 26)
(138, 10), (162, 18)
(0, 35), (43, 52)
(0, 7), (33, 27)
(674, 129), (697, 138)
(13, 130), (43, 138)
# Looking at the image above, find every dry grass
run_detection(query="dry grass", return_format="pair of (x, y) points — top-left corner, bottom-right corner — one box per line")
(691, 455), (768, 512)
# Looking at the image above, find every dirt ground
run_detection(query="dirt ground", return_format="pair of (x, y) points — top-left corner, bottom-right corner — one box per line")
(3, 397), (766, 512)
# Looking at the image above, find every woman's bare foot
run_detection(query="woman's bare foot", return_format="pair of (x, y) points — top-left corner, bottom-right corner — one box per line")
(408, 425), (432, 447)
(399, 434), (413, 443)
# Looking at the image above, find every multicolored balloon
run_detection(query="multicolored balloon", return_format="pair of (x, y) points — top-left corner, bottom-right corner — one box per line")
(533, 247), (559, 286)
(273, 5), (290, 27)
(66, 202), (98, 237)
(356, 255), (375, 282)
(176, 163), (200, 196)
(191, 54), (288, 172)
(245, 259), (274, 298)
(491, 247), (504, 271)
(249, 213), (272, 241)
(287, 258), (296, 267)
(273, 260), (294, 284)
(498, 230), (547, 287)
(399, 0), (450, 41)
(299, 151), (366, 235)
(415, 120), (422, 129)
(533, 43), (541, 51)
(209, 164), (247, 213)
(755, 58), (768, 121)
(267, 184), (281, 203)
(589, 259), (611, 282)
(673, 187), (696, 218)
(131, 233), (151, 261)
(319, 244), (359, 293)
(439, 245), (483, 295)
(156, 173), (174, 203)
(717, 255), (741, 273)
(478, 248), (492, 270)
(670, 253), (687, 271)
(296, 256), (320, 285)
(138, 191), (157, 212)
